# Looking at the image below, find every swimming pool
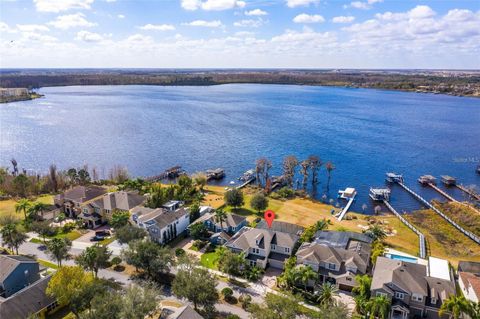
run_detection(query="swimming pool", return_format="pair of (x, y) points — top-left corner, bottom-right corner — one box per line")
(385, 253), (418, 263)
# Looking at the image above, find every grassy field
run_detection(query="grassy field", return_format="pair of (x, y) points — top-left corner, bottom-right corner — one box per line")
(405, 209), (480, 266)
(433, 201), (480, 235)
(0, 194), (54, 224)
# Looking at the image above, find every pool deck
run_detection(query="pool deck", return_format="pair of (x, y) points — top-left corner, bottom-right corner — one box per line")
(386, 248), (428, 266)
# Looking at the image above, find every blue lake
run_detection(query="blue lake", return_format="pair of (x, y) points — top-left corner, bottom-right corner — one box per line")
(1, 84), (479, 213)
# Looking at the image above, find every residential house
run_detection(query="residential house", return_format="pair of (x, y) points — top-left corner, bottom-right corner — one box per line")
(256, 220), (304, 236)
(0, 255), (60, 319)
(371, 256), (455, 319)
(210, 231), (231, 245)
(295, 231), (372, 291)
(197, 212), (247, 234)
(79, 191), (145, 228)
(225, 226), (299, 269)
(0, 255), (41, 298)
(162, 200), (184, 212)
(458, 261), (480, 303)
(137, 207), (190, 245)
(160, 304), (203, 319)
(54, 186), (107, 218)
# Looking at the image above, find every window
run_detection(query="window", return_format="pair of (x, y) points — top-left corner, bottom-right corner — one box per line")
(250, 260), (256, 267)
(271, 244), (276, 250)
(395, 292), (405, 300)
(431, 297), (437, 305)
(285, 247), (290, 253)
(376, 292), (387, 298)
(412, 294), (423, 302)
(328, 263), (336, 270)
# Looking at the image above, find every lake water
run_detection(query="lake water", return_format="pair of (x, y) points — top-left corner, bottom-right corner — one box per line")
(1, 84), (479, 214)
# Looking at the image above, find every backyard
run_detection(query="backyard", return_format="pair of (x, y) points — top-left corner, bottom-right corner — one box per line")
(405, 208), (480, 266)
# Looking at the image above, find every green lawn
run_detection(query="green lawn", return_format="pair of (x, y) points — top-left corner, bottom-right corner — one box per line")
(0, 194), (54, 224)
(47, 230), (83, 241)
(38, 258), (59, 270)
(200, 250), (221, 270)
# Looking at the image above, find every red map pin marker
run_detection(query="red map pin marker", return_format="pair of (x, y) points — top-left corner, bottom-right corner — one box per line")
(264, 210), (275, 228)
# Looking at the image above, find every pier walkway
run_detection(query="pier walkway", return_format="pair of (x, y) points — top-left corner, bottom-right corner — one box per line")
(236, 177), (255, 189)
(456, 184), (480, 201)
(383, 200), (426, 259)
(337, 195), (355, 221)
(427, 183), (458, 202)
(394, 178), (480, 245)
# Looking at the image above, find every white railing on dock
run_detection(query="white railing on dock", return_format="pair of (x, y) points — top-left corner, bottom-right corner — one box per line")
(337, 195), (355, 221)
(236, 177), (256, 190)
(383, 200), (426, 259)
(397, 182), (480, 245)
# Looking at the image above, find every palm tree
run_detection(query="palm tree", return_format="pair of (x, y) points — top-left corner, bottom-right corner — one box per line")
(192, 172), (207, 192)
(214, 209), (227, 231)
(325, 161), (335, 191)
(352, 274), (372, 315)
(439, 295), (471, 319)
(294, 265), (318, 291)
(245, 266), (263, 281)
(46, 238), (72, 266)
(15, 198), (32, 221)
(368, 295), (391, 319)
(317, 282), (338, 307)
(467, 300), (480, 318)
(0, 223), (27, 254)
(315, 218), (331, 232)
(49, 164), (58, 193)
(300, 160), (310, 189)
(27, 202), (49, 220)
(366, 224), (387, 241)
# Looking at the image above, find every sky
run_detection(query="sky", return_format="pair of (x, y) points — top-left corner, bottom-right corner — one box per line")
(0, 0), (479, 69)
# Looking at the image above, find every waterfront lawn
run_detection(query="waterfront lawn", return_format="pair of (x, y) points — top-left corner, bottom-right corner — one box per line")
(200, 250), (221, 270)
(433, 201), (480, 235)
(0, 194), (55, 224)
(405, 209), (480, 266)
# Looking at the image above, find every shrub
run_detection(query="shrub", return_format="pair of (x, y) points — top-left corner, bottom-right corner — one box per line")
(222, 287), (234, 299)
(205, 243), (216, 253)
(276, 187), (295, 199)
(175, 248), (186, 257)
(226, 315), (240, 319)
(239, 294), (252, 309)
(61, 222), (76, 234)
(192, 240), (206, 250)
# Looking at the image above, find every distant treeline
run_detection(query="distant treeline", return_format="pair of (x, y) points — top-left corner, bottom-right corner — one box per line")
(1, 70), (479, 97)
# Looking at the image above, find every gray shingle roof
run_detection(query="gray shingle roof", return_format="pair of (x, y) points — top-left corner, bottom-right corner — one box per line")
(314, 231), (373, 248)
(226, 227), (298, 251)
(256, 220), (304, 236)
(371, 257), (428, 295)
(162, 305), (203, 319)
(0, 276), (55, 319)
(0, 255), (37, 283)
(63, 186), (107, 203)
(151, 208), (189, 229)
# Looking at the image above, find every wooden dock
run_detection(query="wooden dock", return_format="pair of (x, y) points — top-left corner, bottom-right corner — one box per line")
(386, 173), (480, 245)
(456, 184), (480, 201)
(236, 177), (255, 189)
(145, 166), (184, 182)
(427, 182), (458, 202)
(383, 200), (426, 259)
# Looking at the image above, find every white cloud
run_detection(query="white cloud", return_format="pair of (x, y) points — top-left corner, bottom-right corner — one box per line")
(245, 9), (267, 16)
(48, 13), (97, 29)
(345, 0), (382, 10)
(22, 32), (58, 42)
(181, 0), (245, 11)
(75, 30), (103, 42)
(408, 5), (436, 19)
(117, 14), (125, 19)
(183, 20), (223, 27)
(124, 34), (153, 43)
(33, 0), (94, 13)
(286, 0), (319, 8)
(16, 24), (50, 32)
(139, 24), (175, 31)
(234, 19), (264, 28)
(293, 14), (325, 24)
(0, 22), (17, 33)
(332, 16), (355, 23)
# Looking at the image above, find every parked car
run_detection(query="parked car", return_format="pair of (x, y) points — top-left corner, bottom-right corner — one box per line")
(95, 230), (110, 237)
(90, 235), (105, 242)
